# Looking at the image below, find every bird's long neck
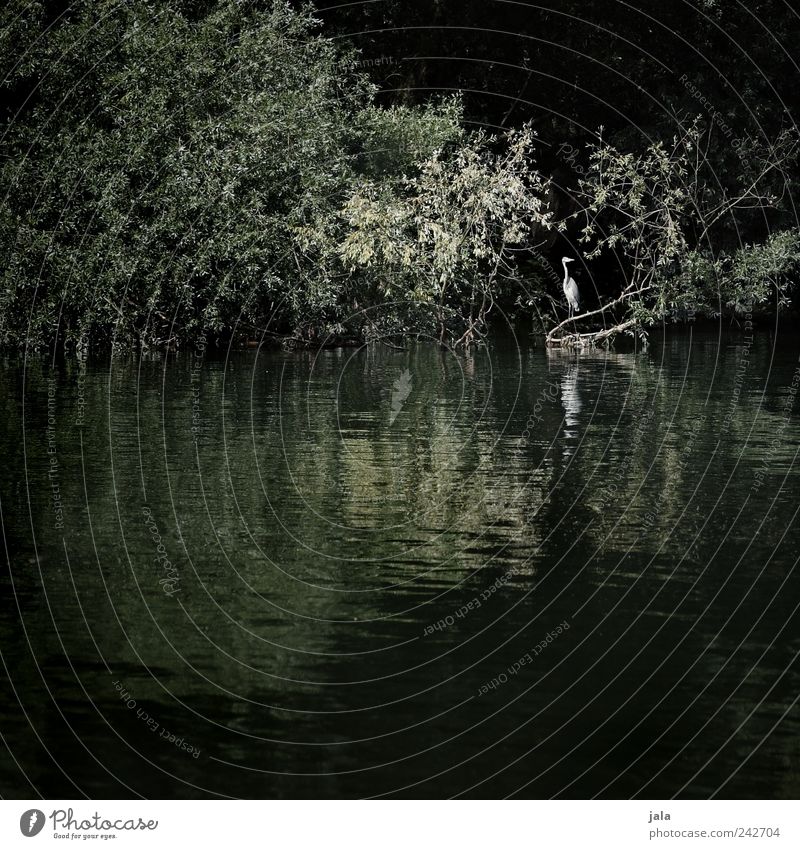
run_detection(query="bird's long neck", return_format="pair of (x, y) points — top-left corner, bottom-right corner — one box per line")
(562, 259), (569, 285)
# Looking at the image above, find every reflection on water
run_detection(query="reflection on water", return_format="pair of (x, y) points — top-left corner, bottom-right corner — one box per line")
(1, 329), (799, 799)
(554, 357), (581, 457)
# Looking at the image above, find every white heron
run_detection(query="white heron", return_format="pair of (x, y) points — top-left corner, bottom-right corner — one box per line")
(561, 257), (580, 319)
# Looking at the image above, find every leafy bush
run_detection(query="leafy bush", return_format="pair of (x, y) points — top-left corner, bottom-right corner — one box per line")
(2, 1), (796, 352)
(546, 121), (799, 345)
(0, 0), (550, 350)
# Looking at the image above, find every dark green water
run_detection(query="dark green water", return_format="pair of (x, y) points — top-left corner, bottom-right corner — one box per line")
(1, 329), (799, 799)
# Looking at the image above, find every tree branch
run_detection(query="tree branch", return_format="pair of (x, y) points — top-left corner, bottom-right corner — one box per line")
(545, 282), (652, 342)
(547, 317), (638, 347)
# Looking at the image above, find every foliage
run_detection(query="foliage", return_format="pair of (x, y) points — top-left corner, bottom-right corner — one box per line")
(332, 126), (552, 343)
(670, 230), (800, 318)
(0, 0), (556, 349)
(545, 122), (800, 345)
(2, 1), (799, 352)
(2, 1), (358, 346)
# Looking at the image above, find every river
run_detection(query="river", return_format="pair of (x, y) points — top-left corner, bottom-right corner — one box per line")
(1, 328), (799, 798)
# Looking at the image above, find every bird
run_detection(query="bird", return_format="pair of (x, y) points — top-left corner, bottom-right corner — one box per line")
(561, 257), (580, 319)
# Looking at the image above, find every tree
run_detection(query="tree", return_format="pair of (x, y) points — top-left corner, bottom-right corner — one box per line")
(0, 0), (554, 350)
(545, 122), (800, 347)
(331, 125), (552, 345)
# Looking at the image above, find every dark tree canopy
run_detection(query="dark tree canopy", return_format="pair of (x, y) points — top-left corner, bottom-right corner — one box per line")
(0, 0), (798, 350)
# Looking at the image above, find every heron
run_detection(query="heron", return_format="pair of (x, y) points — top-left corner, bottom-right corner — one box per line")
(561, 257), (580, 319)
